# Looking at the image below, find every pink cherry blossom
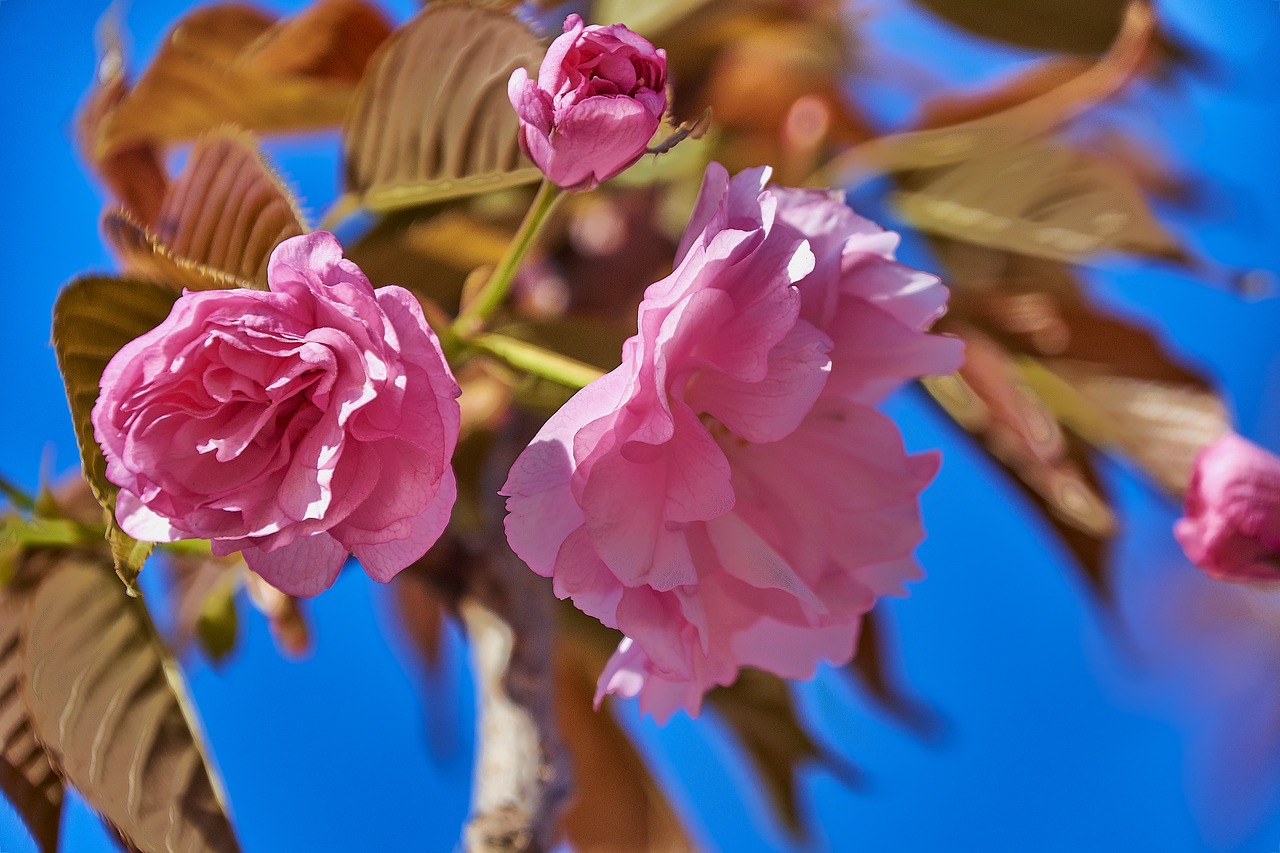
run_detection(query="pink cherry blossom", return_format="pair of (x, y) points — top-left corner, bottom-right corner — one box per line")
(508, 14), (667, 191)
(1176, 432), (1280, 584)
(92, 231), (461, 597)
(503, 163), (963, 720)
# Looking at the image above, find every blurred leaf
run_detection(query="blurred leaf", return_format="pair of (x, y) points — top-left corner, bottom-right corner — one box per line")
(817, 1), (1154, 183)
(20, 556), (239, 851)
(0, 582), (62, 853)
(706, 669), (845, 838)
(849, 606), (942, 739)
(345, 207), (513, 313)
(79, 12), (168, 227)
(243, 573), (312, 659)
(555, 622), (695, 852)
(1030, 359), (1229, 495)
(339, 3), (543, 215)
(166, 552), (243, 665)
(913, 57), (1095, 131)
(929, 245), (1231, 591)
(591, 0), (716, 37)
(909, 0), (1129, 54)
(894, 140), (1187, 266)
(89, 0), (393, 158)
(52, 277), (179, 585)
(104, 130), (306, 291)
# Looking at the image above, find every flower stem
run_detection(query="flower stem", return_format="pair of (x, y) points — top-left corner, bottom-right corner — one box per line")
(454, 180), (563, 340)
(470, 334), (604, 391)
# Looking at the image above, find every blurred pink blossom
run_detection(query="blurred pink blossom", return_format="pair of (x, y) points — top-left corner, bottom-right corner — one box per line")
(93, 231), (461, 597)
(503, 163), (963, 720)
(1176, 432), (1280, 584)
(508, 14), (667, 191)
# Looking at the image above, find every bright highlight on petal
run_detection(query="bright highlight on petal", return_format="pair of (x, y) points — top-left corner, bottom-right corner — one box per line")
(92, 231), (462, 597)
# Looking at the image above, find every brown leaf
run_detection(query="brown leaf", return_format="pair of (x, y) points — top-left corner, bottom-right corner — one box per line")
(78, 15), (168, 228)
(20, 556), (239, 852)
(52, 277), (179, 585)
(243, 574), (312, 659)
(89, 1), (393, 158)
(931, 244), (1231, 591)
(815, 1), (1155, 183)
(894, 140), (1188, 265)
(339, 3), (544, 215)
(848, 606), (942, 739)
(345, 207), (515, 313)
(909, 0), (1130, 55)
(555, 629), (695, 853)
(104, 131), (306, 290)
(166, 552), (243, 664)
(706, 670), (848, 838)
(913, 57), (1095, 131)
(0, 583), (62, 853)
(950, 249), (1230, 494)
(925, 326), (1117, 542)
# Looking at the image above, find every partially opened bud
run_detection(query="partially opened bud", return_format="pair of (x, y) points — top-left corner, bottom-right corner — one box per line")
(1176, 433), (1280, 584)
(508, 14), (667, 191)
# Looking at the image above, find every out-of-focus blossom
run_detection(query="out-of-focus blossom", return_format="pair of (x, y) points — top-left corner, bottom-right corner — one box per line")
(93, 231), (461, 597)
(508, 14), (667, 191)
(1175, 433), (1280, 584)
(503, 163), (962, 720)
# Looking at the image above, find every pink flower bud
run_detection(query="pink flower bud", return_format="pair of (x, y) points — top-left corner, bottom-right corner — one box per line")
(508, 14), (667, 191)
(1176, 433), (1280, 584)
(92, 232), (461, 597)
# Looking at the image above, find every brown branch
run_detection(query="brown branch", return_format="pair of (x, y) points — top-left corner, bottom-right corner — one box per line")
(421, 413), (570, 853)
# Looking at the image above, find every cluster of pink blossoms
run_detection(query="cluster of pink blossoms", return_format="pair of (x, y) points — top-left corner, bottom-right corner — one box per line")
(503, 164), (963, 718)
(91, 14), (969, 718)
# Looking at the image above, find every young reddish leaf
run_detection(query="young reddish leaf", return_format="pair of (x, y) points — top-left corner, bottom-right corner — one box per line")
(19, 556), (239, 852)
(0, 583), (63, 853)
(89, 1), (393, 158)
(103, 131), (307, 291)
(339, 3), (544, 214)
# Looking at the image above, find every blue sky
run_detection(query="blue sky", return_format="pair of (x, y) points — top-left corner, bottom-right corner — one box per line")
(2, 0), (1279, 851)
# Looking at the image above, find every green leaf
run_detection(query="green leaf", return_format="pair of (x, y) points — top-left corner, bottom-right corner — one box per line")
(20, 556), (239, 852)
(338, 3), (544, 215)
(52, 277), (179, 583)
(0, 580), (63, 852)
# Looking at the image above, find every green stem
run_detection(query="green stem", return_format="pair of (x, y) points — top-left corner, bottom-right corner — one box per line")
(471, 334), (604, 391)
(0, 472), (35, 512)
(453, 180), (563, 340)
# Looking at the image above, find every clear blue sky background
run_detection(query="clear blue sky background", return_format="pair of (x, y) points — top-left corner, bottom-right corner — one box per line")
(2, 1), (1279, 851)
